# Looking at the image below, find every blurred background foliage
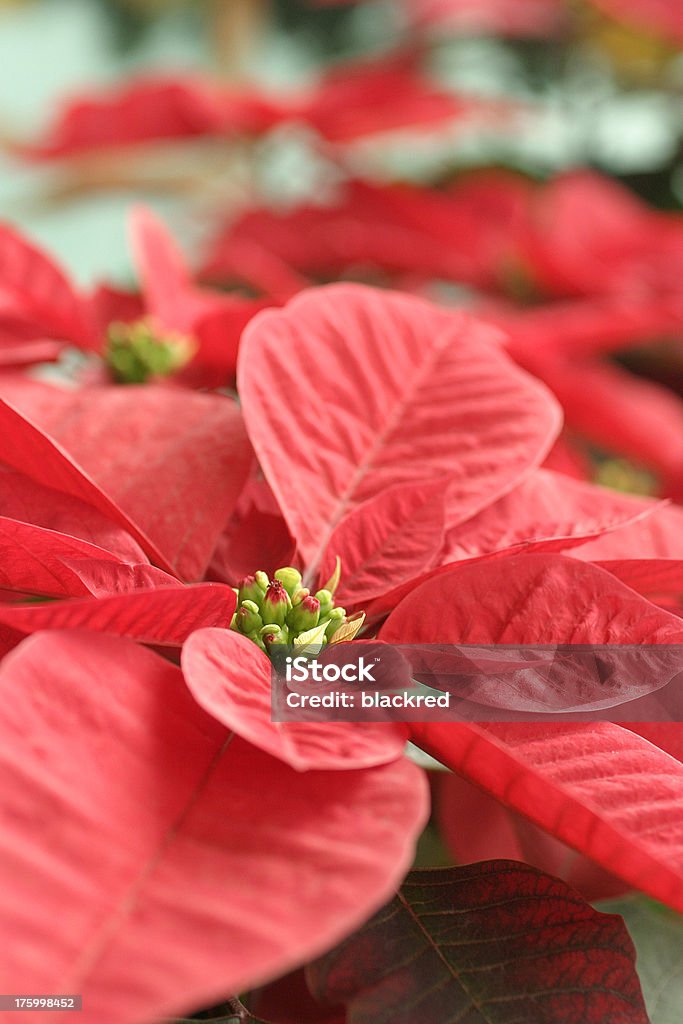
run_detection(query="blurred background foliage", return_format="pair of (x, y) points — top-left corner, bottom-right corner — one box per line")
(2, 0), (683, 283)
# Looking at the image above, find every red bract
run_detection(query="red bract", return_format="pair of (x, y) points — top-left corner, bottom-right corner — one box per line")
(18, 57), (485, 162)
(380, 553), (683, 908)
(0, 631), (427, 1024)
(202, 175), (533, 294)
(0, 210), (263, 386)
(520, 171), (683, 301)
(0, 379), (252, 579)
(238, 284), (562, 574)
(15, 75), (286, 159)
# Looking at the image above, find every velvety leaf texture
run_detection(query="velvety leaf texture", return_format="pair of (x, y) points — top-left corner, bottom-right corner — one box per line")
(0, 631), (428, 1024)
(0, 381), (252, 580)
(238, 285), (561, 575)
(410, 721), (683, 913)
(0, 584), (236, 647)
(308, 862), (649, 1024)
(319, 480), (447, 604)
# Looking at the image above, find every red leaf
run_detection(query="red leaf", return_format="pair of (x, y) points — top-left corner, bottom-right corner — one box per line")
(0, 380), (253, 580)
(319, 481), (446, 605)
(0, 222), (95, 347)
(299, 55), (487, 143)
(380, 553), (683, 712)
(442, 468), (661, 561)
(0, 583), (236, 647)
(380, 551), (683, 644)
(435, 773), (629, 902)
(129, 206), (196, 332)
(307, 862), (649, 1024)
(130, 207), (266, 387)
(19, 77), (275, 159)
(0, 631), (427, 1024)
(573, 502), (683, 560)
(0, 517), (126, 598)
(59, 558), (178, 597)
(239, 285), (560, 574)
(411, 720), (683, 913)
(524, 356), (683, 483)
(182, 628), (408, 770)
(0, 466), (148, 564)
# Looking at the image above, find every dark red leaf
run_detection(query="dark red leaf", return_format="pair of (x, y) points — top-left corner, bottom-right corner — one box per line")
(307, 862), (649, 1024)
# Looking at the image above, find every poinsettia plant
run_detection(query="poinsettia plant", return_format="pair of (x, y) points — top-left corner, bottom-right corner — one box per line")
(4, 0), (683, 1020)
(2, 279), (683, 1024)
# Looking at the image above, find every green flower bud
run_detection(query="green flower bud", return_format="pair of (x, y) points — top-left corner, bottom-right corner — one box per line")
(323, 607), (345, 640)
(315, 589), (334, 619)
(292, 587), (311, 606)
(262, 581), (291, 626)
(235, 600), (263, 635)
(238, 574), (267, 607)
(287, 594), (320, 634)
(260, 623), (289, 648)
(274, 566), (303, 598)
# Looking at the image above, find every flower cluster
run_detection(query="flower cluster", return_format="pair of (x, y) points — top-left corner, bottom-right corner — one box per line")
(232, 562), (364, 651)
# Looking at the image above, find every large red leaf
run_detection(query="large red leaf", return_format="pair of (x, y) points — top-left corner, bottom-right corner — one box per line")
(238, 285), (560, 574)
(0, 223), (95, 348)
(0, 583), (236, 647)
(381, 551), (683, 646)
(380, 555), (683, 908)
(0, 380), (253, 580)
(0, 466), (149, 564)
(182, 628), (408, 771)
(308, 862), (648, 1024)
(573, 502), (683, 560)
(380, 553), (683, 711)
(0, 631), (427, 1024)
(410, 721), (683, 913)
(442, 468), (660, 561)
(318, 481), (446, 605)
